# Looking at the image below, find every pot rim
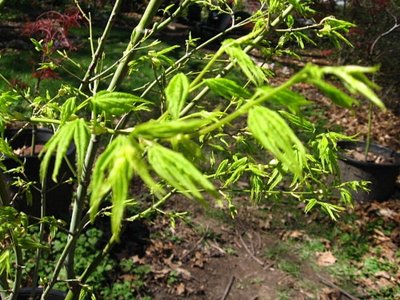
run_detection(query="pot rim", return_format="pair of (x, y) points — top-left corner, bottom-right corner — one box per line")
(337, 140), (400, 167)
(4, 127), (75, 158)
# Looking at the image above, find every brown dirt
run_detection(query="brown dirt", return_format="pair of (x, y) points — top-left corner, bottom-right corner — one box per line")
(115, 197), (354, 300)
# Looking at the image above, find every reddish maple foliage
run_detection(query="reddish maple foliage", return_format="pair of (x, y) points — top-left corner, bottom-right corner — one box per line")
(22, 8), (82, 51)
(32, 69), (60, 80)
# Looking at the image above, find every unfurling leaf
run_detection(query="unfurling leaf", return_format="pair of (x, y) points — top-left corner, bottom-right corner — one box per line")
(257, 86), (311, 114)
(40, 119), (89, 183)
(204, 78), (251, 99)
(223, 41), (266, 86)
(60, 97), (77, 124)
(90, 136), (162, 240)
(148, 144), (217, 204)
(165, 73), (189, 119)
(91, 91), (150, 116)
(248, 105), (307, 177)
(133, 118), (209, 139)
(319, 65), (385, 109)
(310, 79), (359, 109)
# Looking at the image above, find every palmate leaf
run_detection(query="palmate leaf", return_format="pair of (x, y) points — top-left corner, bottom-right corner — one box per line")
(40, 119), (89, 183)
(90, 136), (162, 240)
(204, 78), (251, 99)
(165, 73), (189, 119)
(257, 86), (311, 114)
(133, 118), (210, 139)
(223, 41), (266, 86)
(60, 97), (77, 124)
(91, 91), (151, 116)
(309, 79), (359, 109)
(248, 105), (307, 177)
(147, 144), (217, 205)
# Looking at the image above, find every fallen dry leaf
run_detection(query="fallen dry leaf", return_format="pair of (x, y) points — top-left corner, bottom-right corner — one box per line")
(176, 282), (186, 296)
(316, 251), (337, 266)
(374, 271), (391, 280)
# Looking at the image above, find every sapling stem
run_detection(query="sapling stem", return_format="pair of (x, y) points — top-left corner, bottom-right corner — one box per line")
(79, 0), (124, 91)
(9, 230), (23, 300)
(30, 178), (47, 299)
(107, 0), (163, 91)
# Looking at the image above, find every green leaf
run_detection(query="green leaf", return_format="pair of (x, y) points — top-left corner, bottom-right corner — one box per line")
(40, 119), (89, 183)
(91, 91), (150, 116)
(40, 123), (74, 183)
(334, 71), (384, 109)
(310, 79), (359, 109)
(148, 144), (217, 204)
(133, 118), (209, 139)
(0, 137), (18, 162)
(248, 105), (307, 177)
(165, 73), (189, 119)
(60, 97), (77, 124)
(223, 41), (266, 86)
(90, 136), (163, 239)
(0, 250), (10, 276)
(257, 86), (311, 114)
(73, 119), (90, 181)
(204, 78), (251, 99)
(279, 110), (315, 133)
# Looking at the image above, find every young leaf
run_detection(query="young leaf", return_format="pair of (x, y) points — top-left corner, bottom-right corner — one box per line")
(223, 41), (266, 86)
(334, 71), (384, 109)
(133, 118), (209, 139)
(257, 86), (311, 114)
(279, 110), (315, 133)
(40, 119), (89, 183)
(204, 78), (251, 99)
(165, 73), (189, 119)
(60, 97), (77, 124)
(309, 79), (359, 109)
(248, 105), (307, 177)
(90, 136), (163, 239)
(73, 119), (90, 181)
(148, 144), (217, 204)
(40, 122), (75, 183)
(91, 91), (150, 116)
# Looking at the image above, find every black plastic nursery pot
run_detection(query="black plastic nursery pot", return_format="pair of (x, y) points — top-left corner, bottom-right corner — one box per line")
(337, 140), (400, 202)
(15, 288), (66, 300)
(2, 127), (75, 219)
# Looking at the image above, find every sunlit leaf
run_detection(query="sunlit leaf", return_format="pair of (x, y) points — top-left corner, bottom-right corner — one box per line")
(60, 97), (77, 124)
(91, 91), (150, 116)
(40, 119), (89, 183)
(165, 73), (189, 119)
(257, 86), (311, 114)
(40, 122), (75, 183)
(90, 136), (162, 240)
(74, 119), (90, 181)
(148, 144), (217, 204)
(133, 118), (209, 139)
(279, 110), (315, 133)
(223, 41), (266, 86)
(204, 78), (251, 99)
(248, 105), (306, 177)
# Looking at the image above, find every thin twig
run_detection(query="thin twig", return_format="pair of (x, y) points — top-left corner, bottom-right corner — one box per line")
(317, 274), (360, 300)
(221, 275), (235, 300)
(369, 11), (400, 55)
(181, 232), (206, 262)
(236, 230), (265, 267)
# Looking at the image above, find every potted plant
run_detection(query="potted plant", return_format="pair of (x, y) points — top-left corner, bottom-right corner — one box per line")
(336, 31), (400, 202)
(2, 127), (74, 219)
(0, 0), (387, 299)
